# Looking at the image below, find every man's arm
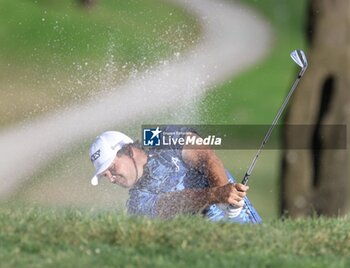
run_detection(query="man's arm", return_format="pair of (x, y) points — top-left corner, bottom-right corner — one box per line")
(181, 133), (230, 187)
(155, 183), (248, 219)
(154, 132), (249, 219)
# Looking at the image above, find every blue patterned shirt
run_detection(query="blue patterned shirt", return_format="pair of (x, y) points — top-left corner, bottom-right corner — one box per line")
(127, 128), (262, 224)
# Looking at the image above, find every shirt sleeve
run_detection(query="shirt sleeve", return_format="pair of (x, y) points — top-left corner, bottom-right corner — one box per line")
(127, 189), (160, 218)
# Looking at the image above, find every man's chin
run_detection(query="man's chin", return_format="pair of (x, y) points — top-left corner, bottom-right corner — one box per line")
(119, 182), (134, 189)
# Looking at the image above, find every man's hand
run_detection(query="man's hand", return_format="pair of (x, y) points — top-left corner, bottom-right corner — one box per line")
(211, 183), (249, 207)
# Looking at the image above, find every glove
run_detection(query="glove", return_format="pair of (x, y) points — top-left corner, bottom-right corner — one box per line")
(226, 200), (244, 218)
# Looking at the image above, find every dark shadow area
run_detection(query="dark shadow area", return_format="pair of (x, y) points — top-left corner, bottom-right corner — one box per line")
(312, 75), (335, 188)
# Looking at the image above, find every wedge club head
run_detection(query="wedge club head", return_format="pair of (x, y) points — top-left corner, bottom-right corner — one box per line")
(290, 49), (308, 74)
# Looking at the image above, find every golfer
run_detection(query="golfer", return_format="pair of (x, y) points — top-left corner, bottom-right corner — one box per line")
(89, 127), (261, 223)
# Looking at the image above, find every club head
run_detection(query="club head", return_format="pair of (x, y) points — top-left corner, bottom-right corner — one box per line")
(290, 49), (308, 69)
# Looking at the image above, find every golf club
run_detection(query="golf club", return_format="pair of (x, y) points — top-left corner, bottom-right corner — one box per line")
(241, 49), (308, 186)
(227, 49), (308, 217)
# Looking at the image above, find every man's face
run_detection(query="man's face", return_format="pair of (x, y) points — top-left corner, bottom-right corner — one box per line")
(100, 154), (138, 188)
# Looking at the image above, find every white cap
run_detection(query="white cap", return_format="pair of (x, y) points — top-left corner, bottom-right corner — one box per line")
(89, 131), (133, 186)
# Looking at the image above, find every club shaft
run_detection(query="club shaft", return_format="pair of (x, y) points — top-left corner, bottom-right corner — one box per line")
(241, 69), (304, 185)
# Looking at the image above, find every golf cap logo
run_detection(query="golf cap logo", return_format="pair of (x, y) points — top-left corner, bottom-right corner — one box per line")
(90, 149), (101, 162)
(143, 127), (162, 146)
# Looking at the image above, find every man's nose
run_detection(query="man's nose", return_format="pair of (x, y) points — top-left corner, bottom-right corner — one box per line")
(104, 171), (115, 183)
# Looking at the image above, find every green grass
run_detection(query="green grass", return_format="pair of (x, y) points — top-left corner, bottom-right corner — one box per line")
(1, 207), (350, 267)
(0, 0), (200, 127)
(1, 0), (198, 67)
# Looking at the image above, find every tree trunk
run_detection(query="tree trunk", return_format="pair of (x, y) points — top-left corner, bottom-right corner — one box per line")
(280, 0), (350, 217)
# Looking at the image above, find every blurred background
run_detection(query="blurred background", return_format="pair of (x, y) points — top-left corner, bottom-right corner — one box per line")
(1, 0), (348, 220)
